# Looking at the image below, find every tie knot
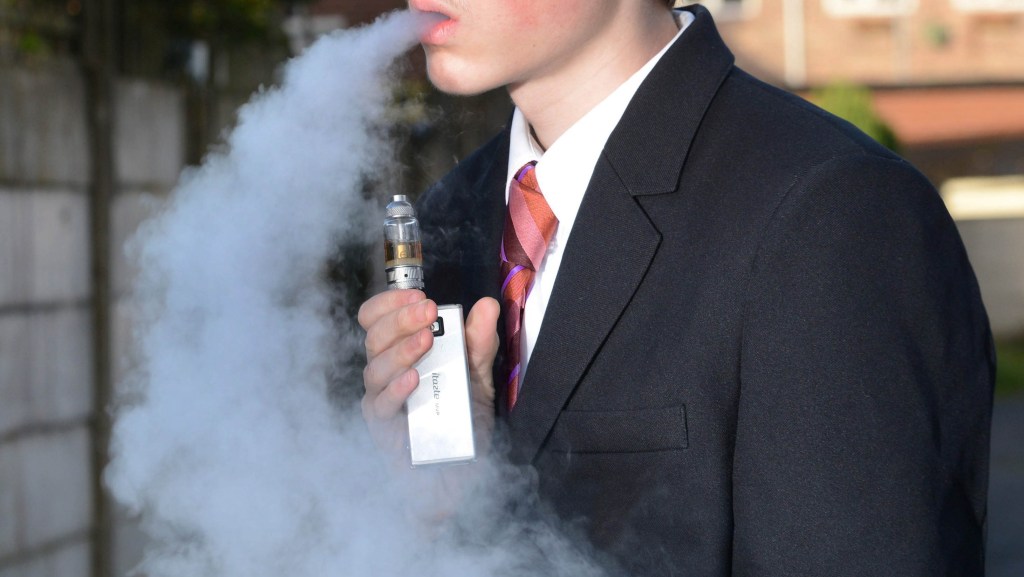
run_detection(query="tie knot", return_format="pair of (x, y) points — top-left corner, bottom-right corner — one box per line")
(514, 161), (540, 192)
(503, 162), (558, 271)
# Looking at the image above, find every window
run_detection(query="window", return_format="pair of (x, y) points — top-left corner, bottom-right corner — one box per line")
(821, 0), (918, 17)
(951, 0), (1024, 12)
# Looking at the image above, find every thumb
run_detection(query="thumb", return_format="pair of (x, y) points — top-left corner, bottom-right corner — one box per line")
(464, 297), (500, 387)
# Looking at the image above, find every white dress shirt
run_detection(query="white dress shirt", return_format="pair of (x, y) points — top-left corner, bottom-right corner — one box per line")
(505, 10), (694, 382)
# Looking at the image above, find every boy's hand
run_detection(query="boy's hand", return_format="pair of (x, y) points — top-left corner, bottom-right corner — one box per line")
(358, 290), (499, 464)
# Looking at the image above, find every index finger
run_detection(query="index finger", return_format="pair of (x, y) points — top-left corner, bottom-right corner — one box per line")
(357, 289), (426, 331)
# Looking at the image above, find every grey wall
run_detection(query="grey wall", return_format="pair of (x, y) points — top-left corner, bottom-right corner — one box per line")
(957, 218), (1024, 340)
(0, 63), (183, 577)
(0, 62), (97, 577)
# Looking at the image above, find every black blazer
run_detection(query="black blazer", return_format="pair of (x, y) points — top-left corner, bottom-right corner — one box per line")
(417, 6), (994, 575)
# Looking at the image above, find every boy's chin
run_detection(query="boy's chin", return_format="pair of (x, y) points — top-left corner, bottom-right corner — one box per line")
(425, 59), (503, 97)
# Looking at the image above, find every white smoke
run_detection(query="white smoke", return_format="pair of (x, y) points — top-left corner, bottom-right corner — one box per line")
(106, 10), (608, 577)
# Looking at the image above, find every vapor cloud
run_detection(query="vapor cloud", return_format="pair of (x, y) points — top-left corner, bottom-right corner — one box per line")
(106, 11), (607, 577)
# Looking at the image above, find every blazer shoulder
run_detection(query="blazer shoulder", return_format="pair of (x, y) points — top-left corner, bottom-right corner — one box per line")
(679, 67), (926, 227)
(713, 68), (899, 164)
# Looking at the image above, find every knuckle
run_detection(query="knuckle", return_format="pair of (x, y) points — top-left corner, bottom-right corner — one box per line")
(362, 363), (376, 389)
(363, 360), (389, 394)
(398, 303), (416, 332)
(403, 330), (429, 362)
(364, 333), (380, 359)
(364, 325), (388, 359)
(356, 299), (374, 330)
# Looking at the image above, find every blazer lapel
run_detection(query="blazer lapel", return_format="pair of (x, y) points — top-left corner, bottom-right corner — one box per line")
(504, 5), (736, 463)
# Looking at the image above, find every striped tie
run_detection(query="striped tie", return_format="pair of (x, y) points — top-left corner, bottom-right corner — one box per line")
(500, 161), (558, 411)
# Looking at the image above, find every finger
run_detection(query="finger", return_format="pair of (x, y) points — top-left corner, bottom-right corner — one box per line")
(363, 327), (434, 396)
(465, 297), (500, 389)
(364, 298), (438, 359)
(369, 367), (419, 421)
(357, 289), (426, 331)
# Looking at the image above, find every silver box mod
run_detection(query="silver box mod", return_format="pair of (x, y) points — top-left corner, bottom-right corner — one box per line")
(407, 304), (476, 466)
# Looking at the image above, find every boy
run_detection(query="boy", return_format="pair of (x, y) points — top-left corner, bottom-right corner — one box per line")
(360, 1), (994, 573)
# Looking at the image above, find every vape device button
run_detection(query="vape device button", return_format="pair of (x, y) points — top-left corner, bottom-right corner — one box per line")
(430, 318), (445, 337)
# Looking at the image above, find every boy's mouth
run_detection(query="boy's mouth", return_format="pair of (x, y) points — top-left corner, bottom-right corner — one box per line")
(410, 1), (456, 45)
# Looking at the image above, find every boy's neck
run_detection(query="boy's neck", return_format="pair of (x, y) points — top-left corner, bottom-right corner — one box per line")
(509, 7), (679, 150)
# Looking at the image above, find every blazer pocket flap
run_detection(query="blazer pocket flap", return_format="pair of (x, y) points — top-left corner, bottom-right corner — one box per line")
(545, 405), (689, 454)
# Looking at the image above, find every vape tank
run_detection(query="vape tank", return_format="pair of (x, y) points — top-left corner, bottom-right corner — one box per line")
(383, 195), (425, 290)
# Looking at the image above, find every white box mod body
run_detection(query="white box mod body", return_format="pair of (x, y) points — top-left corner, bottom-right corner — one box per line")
(407, 304), (476, 466)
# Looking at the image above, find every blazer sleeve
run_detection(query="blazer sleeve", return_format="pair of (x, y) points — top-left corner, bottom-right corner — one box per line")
(731, 153), (995, 576)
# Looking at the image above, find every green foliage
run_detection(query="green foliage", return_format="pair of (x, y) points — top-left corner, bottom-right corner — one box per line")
(139, 0), (290, 45)
(0, 0), (305, 69)
(996, 339), (1024, 397)
(16, 31), (47, 55)
(813, 82), (900, 152)
(120, 0), (310, 79)
(924, 22), (951, 48)
(0, 0), (75, 61)
(0, 0), (67, 17)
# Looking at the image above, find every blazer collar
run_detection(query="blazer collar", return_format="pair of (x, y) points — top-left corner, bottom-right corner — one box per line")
(605, 4), (735, 197)
(503, 5), (735, 463)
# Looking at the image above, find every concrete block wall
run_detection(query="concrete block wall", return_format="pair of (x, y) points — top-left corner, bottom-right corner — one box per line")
(0, 64), (183, 577)
(0, 63), (94, 577)
(108, 79), (182, 577)
(0, 63), (91, 189)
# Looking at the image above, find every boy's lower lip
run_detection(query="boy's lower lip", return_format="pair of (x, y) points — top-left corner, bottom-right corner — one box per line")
(420, 15), (457, 45)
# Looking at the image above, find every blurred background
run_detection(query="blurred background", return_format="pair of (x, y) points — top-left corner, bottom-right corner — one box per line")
(0, 0), (1021, 575)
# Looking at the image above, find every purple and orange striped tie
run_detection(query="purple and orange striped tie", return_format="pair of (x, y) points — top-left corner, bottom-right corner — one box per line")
(501, 161), (558, 411)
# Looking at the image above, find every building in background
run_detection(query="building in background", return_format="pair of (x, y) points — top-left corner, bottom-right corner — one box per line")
(698, 0), (1024, 185)
(704, 0), (1023, 86)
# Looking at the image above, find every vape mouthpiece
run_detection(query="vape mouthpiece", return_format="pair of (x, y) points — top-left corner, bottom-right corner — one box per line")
(384, 195), (425, 290)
